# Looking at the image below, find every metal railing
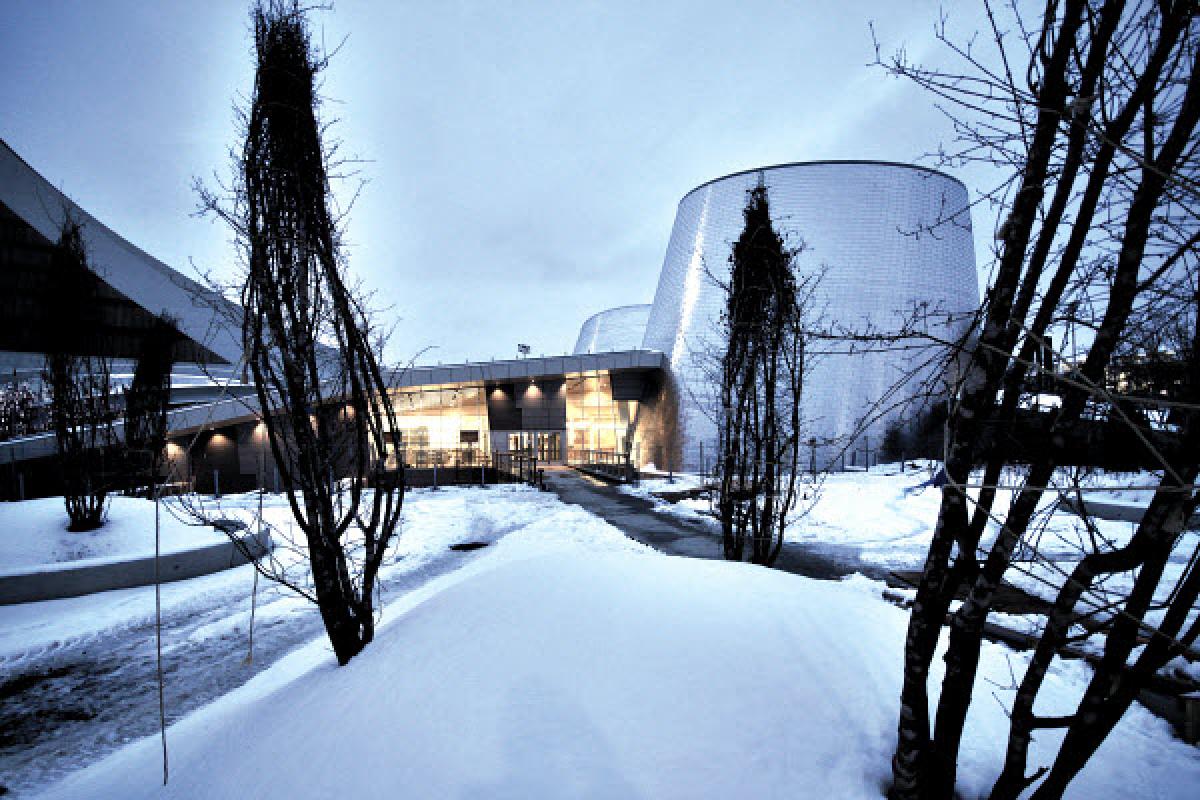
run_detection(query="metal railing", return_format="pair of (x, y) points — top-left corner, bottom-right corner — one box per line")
(392, 447), (487, 469)
(390, 448), (545, 489)
(492, 452), (543, 487)
(568, 448), (634, 483)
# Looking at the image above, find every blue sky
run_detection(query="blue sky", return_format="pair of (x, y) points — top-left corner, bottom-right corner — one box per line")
(1, 1), (1000, 363)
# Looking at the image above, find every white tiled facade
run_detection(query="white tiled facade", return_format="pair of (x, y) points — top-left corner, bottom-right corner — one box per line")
(642, 162), (979, 471)
(573, 305), (652, 355)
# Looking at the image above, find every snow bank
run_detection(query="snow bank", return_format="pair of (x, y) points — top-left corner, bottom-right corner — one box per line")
(33, 531), (1199, 799)
(0, 486), (585, 663)
(627, 465), (1197, 573)
(621, 473), (707, 497)
(0, 496), (224, 576)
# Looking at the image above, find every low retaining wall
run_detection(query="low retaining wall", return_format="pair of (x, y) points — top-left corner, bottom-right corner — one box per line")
(0, 530), (273, 605)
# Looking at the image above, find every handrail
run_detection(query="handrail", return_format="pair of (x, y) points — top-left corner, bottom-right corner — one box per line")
(567, 448), (634, 483)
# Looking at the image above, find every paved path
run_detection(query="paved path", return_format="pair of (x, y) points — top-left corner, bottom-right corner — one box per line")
(541, 469), (1049, 610)
(542, 468), (892, 582)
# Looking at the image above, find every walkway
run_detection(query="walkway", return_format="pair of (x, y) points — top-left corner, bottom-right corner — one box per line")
(542, 468), (1057, 611)
(541, 468), (890, 582)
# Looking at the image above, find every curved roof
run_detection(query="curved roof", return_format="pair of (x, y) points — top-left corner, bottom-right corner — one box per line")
(680, 160), (967, 205)
(577, 303), (654, 330)
(573, 304), (652, 355)
(0, 138), (243, 365)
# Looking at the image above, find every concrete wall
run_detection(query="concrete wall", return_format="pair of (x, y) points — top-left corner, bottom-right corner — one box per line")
(0, 529), (272, 605)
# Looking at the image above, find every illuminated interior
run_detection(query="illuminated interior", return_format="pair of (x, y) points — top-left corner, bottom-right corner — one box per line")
(385, 384), (488, 467)
(376, 370), (644, 467)
(565, 373), (640, 462)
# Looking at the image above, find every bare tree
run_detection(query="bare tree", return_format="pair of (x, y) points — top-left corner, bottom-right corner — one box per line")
(197, 0), (404, 665)
(715, 181), (815, 565)
(874, 2), (1200, 798)
(43, 219), (118, 531)
(0, 380), (39, 441)
(123, 314), (177, 495)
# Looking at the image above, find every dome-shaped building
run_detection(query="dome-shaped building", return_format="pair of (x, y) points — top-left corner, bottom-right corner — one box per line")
(642, 161), (979, 471)
(573, 304), (652, 355)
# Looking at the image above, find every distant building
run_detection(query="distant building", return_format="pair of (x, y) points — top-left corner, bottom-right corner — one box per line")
(573, 305), (651, 355)
(642, 162), (979, 470)
(0, 143), (979, 495)
(0, 138), (253, 426)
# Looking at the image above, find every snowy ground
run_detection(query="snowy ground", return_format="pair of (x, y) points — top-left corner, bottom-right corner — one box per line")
(0, 496), (225, 575)
(621, 466), (946, 566)
(624, 464), (1200, 572)
(624, 465), (1200, 682)
(0, 485), (574, 795)
(27, 495), (1200, 800)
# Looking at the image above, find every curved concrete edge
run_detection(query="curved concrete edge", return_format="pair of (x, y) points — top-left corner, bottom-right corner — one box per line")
(0, 530), (273, 605)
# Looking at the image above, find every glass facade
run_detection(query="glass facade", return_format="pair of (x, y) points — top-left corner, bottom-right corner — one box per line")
(565, 373), (640, 462)
(385, 384), (488, 467)
(507, 431), (562, 462)
(379, 370), (647, 467)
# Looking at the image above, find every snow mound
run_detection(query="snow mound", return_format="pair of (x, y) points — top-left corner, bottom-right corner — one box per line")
(0, 496), (224, 575)
(34, 545), (1200, 799)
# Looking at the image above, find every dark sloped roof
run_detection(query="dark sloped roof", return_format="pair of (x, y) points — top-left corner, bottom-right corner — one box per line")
(0, 138), (243, 365)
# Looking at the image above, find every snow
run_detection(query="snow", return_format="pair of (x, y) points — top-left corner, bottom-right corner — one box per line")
(30, 497), (1200, 800)
(624, 473), (707, 496)
(614, 464), (1200, 683)
(0, 486), (570, 665)
(623, 466), (945, 567)
(2, 485), (631, 795)
(0, 496), (225, 576)
(626, 464), (1200, 573)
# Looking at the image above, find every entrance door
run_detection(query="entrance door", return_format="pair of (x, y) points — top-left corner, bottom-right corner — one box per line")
(536, 432), (561, 463)
(504, 431), (562, 463)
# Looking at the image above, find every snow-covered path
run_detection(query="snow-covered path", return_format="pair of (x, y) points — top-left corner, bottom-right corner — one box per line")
(0, 486), (555, 796)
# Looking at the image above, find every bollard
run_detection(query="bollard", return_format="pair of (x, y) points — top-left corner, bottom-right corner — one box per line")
(1184, 691), (1200, 744)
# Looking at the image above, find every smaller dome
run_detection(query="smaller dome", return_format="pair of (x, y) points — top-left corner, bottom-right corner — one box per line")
(573, 304), (652, 354)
